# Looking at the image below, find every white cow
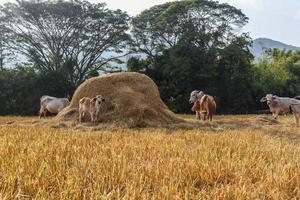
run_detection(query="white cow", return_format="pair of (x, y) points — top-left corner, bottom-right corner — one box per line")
(39, 95), (70, 118)
(260, 94), (300, 119)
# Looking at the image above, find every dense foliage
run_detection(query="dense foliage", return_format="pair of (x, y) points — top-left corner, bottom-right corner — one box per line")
(0, 66), (41, 115)
(129, 0), (256, 114)
(0, 0), (130, 87)
(253, 49), (300, 97)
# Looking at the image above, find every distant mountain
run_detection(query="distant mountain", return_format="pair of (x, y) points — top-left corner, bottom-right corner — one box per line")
(250, 38), (300, 60)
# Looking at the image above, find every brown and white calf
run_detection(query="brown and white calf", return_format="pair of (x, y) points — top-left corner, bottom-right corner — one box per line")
(79, 95), (105, 123)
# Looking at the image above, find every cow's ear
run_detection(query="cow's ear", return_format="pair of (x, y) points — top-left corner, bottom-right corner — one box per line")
(92, 97), (97, 101)
(66, 95), (71, 101)
(260, 97), (267, 102)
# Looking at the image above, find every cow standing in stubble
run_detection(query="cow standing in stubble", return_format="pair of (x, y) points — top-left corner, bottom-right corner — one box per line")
(260, 94), (300, 126)
(39, 95), (70, 118)
(260, 94), (300, 119)
(189, 90), (216, 121)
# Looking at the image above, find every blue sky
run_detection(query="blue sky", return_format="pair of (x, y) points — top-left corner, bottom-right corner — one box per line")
(1, 0), (300, 46)
(222, 0), (300, 46)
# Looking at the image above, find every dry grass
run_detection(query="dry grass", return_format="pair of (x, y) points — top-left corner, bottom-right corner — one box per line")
(0, 115), (300, 199)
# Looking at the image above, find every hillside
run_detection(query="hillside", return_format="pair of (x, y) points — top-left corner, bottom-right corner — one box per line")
(250, 38), (300, 59)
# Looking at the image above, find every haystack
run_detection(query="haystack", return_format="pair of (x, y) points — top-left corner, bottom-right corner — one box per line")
(56, 72), (181, 127)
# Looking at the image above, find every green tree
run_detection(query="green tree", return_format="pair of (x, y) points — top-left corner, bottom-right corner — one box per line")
(217, 35), (255, 113)
(129, 0), (253, 114)
(253, 49), (300, 98)
(0, 0), (130, 86)
(0, 66), (42, 115)
(127, 57), (148, 73)
(131, 0), (248, 58)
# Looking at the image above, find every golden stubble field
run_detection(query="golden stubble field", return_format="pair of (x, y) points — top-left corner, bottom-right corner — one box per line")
(0, 115), (300, 199)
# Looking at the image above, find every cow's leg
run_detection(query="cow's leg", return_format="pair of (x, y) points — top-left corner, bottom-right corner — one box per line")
(39, 108), (43, 119)
(95, 110), (100, 122)
(209, 113), (213, 121)
(79, 111), (83, 123)
(93, 113), (96, 123)
(273, 110), (279, 119)
(39, 106), (45, 119)
(196, 111), (200, 120)
(43, 109), (47, 118)
(90, 112), (94, 123)
(202, 113), (207, 121)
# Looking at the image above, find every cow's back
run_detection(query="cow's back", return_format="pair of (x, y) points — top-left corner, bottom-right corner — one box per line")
(42, 96), (70, 113)
(277, 97), (300, 113)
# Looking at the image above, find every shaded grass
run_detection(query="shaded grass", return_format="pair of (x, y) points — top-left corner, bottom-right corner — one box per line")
(0, 115), (300, 199)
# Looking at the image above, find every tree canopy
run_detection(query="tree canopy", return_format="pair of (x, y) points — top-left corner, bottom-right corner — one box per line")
(130, 0), (248, 58)
(0, 0), (130, 86)
(129, 0), (255, 113)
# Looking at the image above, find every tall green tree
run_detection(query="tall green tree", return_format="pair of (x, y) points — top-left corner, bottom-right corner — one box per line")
(217, 35), (255, 113)
(131, 0), (248, 58)
(0, 0), (130, 86)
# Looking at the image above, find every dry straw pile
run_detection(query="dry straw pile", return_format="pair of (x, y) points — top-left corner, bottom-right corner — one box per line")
(56, 72), (181, 127)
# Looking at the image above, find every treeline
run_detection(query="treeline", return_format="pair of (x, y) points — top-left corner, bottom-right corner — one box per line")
(0, 0), (300, 115)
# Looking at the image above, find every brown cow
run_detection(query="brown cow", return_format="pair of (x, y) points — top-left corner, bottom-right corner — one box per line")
(199, 95), (216, 121)
(191, 100), (207, 120)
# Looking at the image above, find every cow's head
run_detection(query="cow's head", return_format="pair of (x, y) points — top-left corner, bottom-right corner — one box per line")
(189, 90), (204, 104)
(260, 94), (277, 106)
(94, 95), (105, 105)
